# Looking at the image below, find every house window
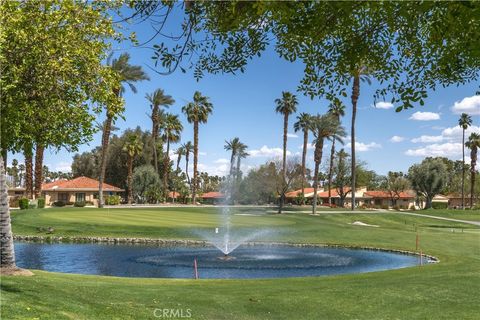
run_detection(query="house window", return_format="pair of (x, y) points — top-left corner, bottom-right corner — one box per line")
(59, 193), (68, 201)
(76, 193), (85, 202)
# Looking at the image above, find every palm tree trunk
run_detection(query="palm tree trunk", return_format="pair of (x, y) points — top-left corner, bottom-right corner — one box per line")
(470, 151), (476, 209)
(328, 139), (336, 205)
(312, 140), (324, 215)
(176, 154), (182, 172)
(278, 114), (289, 214)
(193, 121), (198, 205)
(0, 156), (16, 269)
(350, 74), (360, 211)
(98, 114), (113, 208)
(152, 105), (159, 174)
(163, 138), (171, 201)
(462, 129), (465, 209)
(229, 152), (235, 177)
(34, 144), (44, 199)
(24, 145), (33, 199)
(301, 129), (308, 197)
(127, 155), (133, 204)
(185, 153), (190, 186)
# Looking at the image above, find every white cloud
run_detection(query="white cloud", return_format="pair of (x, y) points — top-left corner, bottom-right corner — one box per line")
(287, 133), (298, 138)
(442, 125), (480, 141)
(345, 141), (382, 152)
(374, 101), (394, 109)
(409, 111), (441, 121)
(197, 163), (229, 177)
(55, 161), (72, 172)
(199, 151), (207, 156)
(249, 145), (291, 158)
(390, 136), (405, 143)
(411, 135), (443, 143)
(451, 95), (480, 115)
(214, 158), (230, 164)
(405, 143), (462, 157)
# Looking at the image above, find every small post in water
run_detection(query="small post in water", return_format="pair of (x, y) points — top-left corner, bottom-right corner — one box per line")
(420, 250), (423, 266)
(194, 258), (199, 279)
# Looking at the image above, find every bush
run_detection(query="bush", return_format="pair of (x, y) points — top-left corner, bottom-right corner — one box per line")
(66, 201), (74, 206)
(28, 203), (37, 209)
(105, 195), (120, 205)
(85, 201), (94, 206)
(9, 197), (20, 208)
(381, 204), (389, 210)
(19, 198), (29, 210)
(74, 201), (86, 207)
(52, 201), (66, 207)
(432, 202), (448, 209)
(409, 205), (416, 211)
(393, 205), (400, 211)
(37, 198), (45, 209)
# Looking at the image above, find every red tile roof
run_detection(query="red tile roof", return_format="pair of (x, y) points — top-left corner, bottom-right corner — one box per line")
(41, 176), (123, 192)
(201, 191), (225, 199)
(285, 188), (315, 198)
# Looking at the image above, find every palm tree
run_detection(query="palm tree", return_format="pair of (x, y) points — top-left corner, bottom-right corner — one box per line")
(458, 113), (472, 209)
(275, 91), (298, 213)
(161, 113), (183, 198)
(293, 113), (312, 199)
(175, 146), (185, 172)
(350, 66), (371, 211)
(146, 89), (175, 175)
(224, 137), (241, 177)
(327, 101), (346, 205)
(182, 141), (193, 188)
(123, 133), (143, 204)
(465, 132), (480, 209)
(236, 143), (249, 182)
(99, 53), (149, 208)
(0, 155), (16, 270)
(24, 143), (33, 199)
(182, 91), (213, 204)
(309, 114), (346, 215)
(34, 143), (44, 199)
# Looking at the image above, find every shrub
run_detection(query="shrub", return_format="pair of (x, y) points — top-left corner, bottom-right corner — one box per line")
(74, 201), (86, 207)
(9, 197), (20, 208)
(393, 205), (400, 211)
(85, 201), (94, 206)
(432, 202), (448, 209)
(66, 201), (74, 206)
(295, 194), (305, 205)
(105, 195), (120, 205)
(37, 198), (45, 209)
(28, 203), (37, 209)
(409, 205), (416, 211)
(19, 198), (29, 210)
(381, 204), (389, 210)
(52, 201), (66, 207)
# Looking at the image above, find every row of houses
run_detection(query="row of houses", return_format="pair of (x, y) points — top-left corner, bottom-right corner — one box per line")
(7, 176), (475, 208)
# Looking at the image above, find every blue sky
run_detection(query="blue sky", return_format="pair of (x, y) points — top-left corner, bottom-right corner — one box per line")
(8, 12), (480, 177)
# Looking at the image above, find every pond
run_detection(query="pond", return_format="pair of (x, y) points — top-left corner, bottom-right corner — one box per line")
(14, 242), (429, 279)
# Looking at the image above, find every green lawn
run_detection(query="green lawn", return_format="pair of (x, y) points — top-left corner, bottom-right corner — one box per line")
(2, 207), (480, 319)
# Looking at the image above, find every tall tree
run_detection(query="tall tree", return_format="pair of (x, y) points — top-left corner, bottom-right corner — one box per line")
(123, 134), (143, 204)
(146, 89), (175, 175)
(161, 113), (183, 197)
(182, 141), (194, 189)
(182, 92), (213, 204)
(99, 53), (149, 208)
(34, 144), (44, 199)
(236, 143), (249, 182)
(275, 91), (298, 213)
(293, 113), (312, 199)
(327, 102), (346, 205)
(174, 146), (185, 172)
(0, 156), (18, 271)
(458, 113), (472, 209)
(384, 171), (410, 207)
(24, 145), (33, 199)
(224, 137), (241, 178)
(408, 157), (448, 209)
(309, 114), (346, 214)
(466, 133), (480, 209)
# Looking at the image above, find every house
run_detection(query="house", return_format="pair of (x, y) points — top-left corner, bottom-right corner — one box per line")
(447, 194), (477, 208)
(41, 176), (124, 206)
(363, 190), (416, 209)
(285, 186), (416, 208)
(7, 187), (26, 207)
(201, 191), (226, 204)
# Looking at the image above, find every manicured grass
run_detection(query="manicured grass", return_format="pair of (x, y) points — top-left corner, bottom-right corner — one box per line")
(2, 207), (480, 319)
(411, 208), (480, 222)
